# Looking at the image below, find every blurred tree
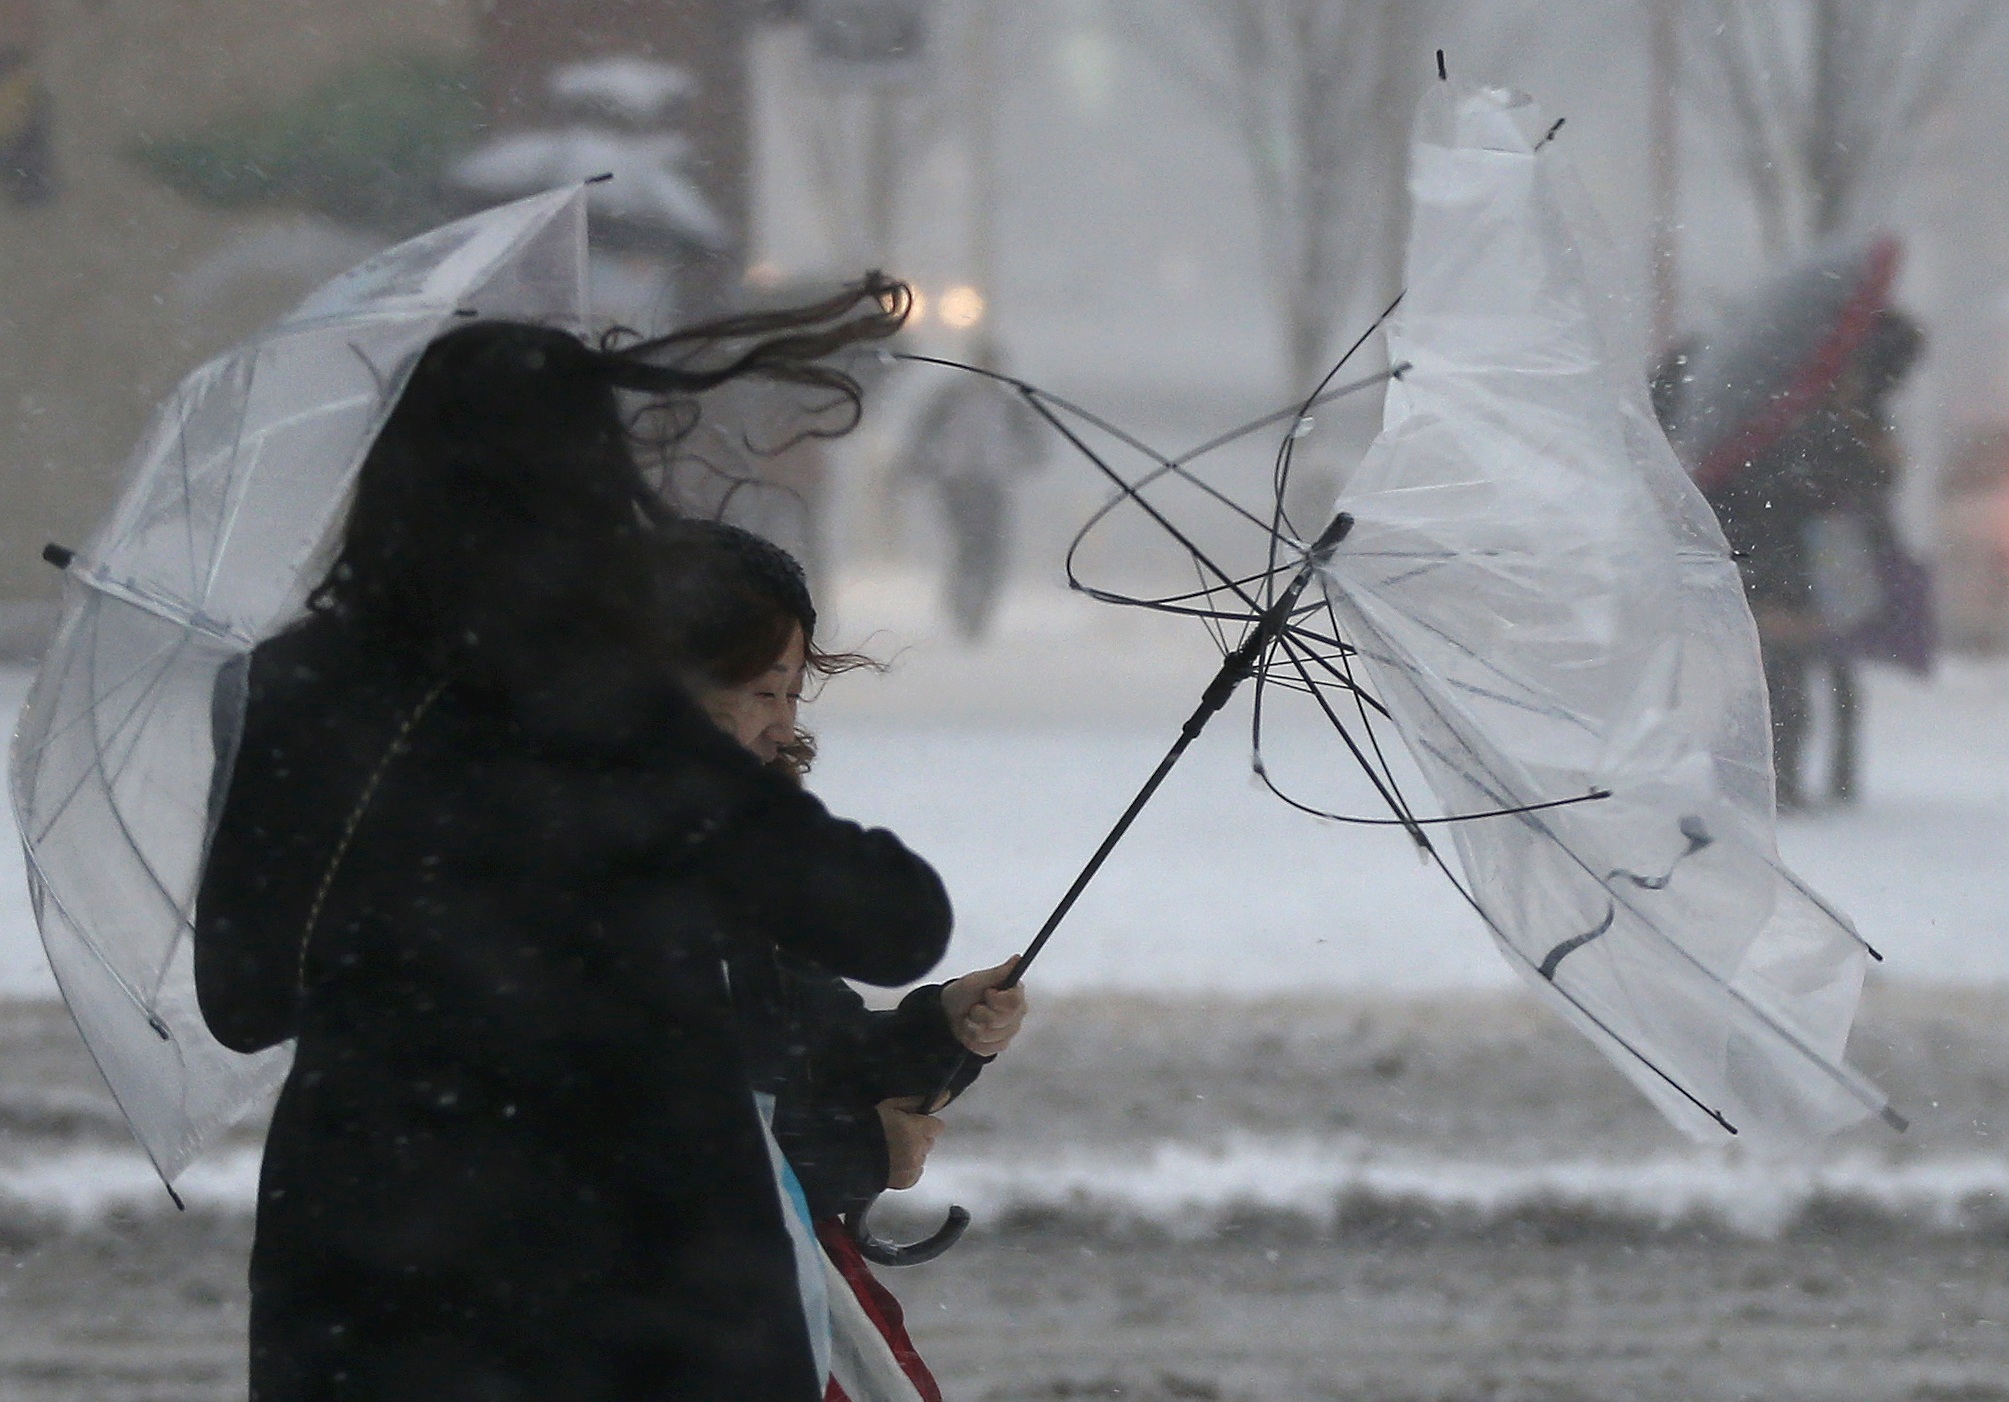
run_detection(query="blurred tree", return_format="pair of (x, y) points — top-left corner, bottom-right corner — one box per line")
(762, 0), (945, 271)
(759, 1), (1037, 606)
(1677, 0), (2004, 255)
(1112, 0), (1442, 403)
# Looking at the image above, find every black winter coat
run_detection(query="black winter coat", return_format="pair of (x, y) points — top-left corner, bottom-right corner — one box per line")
(193, 614), (952, 1402)
(724, 949), (984, 1221)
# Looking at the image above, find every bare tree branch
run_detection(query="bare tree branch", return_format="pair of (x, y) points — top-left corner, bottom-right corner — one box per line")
(1677, 0), (2006, 252)
(1120, 0), (1437, 398)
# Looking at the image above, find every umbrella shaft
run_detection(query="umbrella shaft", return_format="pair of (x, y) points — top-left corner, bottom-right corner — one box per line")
(923, 514), (1351, 1112)
(1002, 510), (1354, 992)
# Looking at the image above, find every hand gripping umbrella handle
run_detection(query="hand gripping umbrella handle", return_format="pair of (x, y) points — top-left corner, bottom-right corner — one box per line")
(849, 514), (1355, 1266)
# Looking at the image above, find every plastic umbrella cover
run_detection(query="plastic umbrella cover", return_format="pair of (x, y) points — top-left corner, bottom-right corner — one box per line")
(10, 186), (590, 1180)
(1316, 87), (1893, 1144)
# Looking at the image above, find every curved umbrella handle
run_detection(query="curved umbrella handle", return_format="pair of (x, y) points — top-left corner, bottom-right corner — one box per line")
(845, 1192), (971, 1267)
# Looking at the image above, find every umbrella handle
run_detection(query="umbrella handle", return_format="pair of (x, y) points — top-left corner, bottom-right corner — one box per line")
(845, 1192), (971, 1267)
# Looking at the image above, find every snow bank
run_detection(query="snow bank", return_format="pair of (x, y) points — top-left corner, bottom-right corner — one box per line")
(8, 1138), (2005, 1243)
(894, 1139), (2009, 1241)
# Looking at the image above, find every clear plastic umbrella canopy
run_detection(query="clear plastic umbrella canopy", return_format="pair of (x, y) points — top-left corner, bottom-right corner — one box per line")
(10, 185), (591, 1181)
(1316, 87), (1894, 1143)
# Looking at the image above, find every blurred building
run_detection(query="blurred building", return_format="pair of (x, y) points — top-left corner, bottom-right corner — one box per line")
(0, 1), (470, 651)
(0, 0), (753, 656)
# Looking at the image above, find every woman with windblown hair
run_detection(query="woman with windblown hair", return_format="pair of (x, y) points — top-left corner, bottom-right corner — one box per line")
(652, 518), (1028, 1402)
(193, 278), (952, 1402)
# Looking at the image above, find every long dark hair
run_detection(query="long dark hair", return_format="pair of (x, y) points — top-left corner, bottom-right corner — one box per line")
(309, 273), (909, 689)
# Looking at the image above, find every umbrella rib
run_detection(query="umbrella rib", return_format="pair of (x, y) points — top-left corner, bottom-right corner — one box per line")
(897, 353), (1283, 540)
(1069, 585), (1273, 627)
(30, 608), (198, 1024)
(1018, 389), (1269, 617)
(1194, 555), (1232, 658)
(1267, 292), (1407, 551)
(26, 618), (191, 847)
(16, 622), (190, 783)
(1324, 603), (1429, 819)
(1262, 629), (1429, 846)
(16, 840), (162, 1023)
(1379, 634), (1894, 1126)
(193, 350), (264, 610)
(887, 358), (1399, 637)
(198, 375), (382, 613)
(174, 381), (206, 610)
(87, 631), (210, 1010)
(1354, 597), (1602, 738)
(1254, 627), (1607, 829)
(1079, 563), (1289, 614)
(1763, 853), (1883, 961)
(1035, 388), (1285, 537)
(1172, 363), (1405, 470)
(1415, 832), (1741, 1136)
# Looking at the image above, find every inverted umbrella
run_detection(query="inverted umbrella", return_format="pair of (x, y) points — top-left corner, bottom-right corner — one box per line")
(855, 81), (1895, 1264)
(1312, 87), (1891, 1143)
(11, 185), (591, 1183)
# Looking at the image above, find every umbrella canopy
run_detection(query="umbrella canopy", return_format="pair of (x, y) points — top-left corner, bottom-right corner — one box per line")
(10, 186), (591, 1181)
(1314, 88), (1890, 1143)
(1668, 235), (1899, 492)
(844, 87), (1895, 1271)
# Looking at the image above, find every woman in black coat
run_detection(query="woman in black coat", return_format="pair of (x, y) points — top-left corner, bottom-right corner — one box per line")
(656, 519), (1025, 1401)
(652, 520), (1025, 1221)
(194, 285), (949, 1402)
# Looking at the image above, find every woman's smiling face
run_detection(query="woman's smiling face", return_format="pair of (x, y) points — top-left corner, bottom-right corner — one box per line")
(699, 623), (807, 765)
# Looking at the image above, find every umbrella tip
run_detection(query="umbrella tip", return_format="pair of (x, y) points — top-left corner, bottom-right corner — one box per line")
(1436, 49), (1448, 82)
(41, 542), (73, 570)
(1880, 1104), (1909, 1134)
(586, 171), (615, 185)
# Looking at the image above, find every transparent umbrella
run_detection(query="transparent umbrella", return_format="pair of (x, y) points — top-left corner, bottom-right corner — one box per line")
(1313, 88), (1894, 1142)
(855, 84), (1888, 1253)
(10, 185), (591, 1183)
(852, 83), (1898, 1268)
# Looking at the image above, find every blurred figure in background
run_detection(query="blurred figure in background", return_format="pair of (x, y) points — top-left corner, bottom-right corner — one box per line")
(1700, 309), (1924, 809)
(896, 340), (1047, 641)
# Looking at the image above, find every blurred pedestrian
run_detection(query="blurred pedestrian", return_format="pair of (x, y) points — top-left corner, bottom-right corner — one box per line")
(896, 341), (1047, 641)
(1703, 309), (1923, 808)
(194, 279), (957, 1402)
(1812, 309), (1925, 802)
(654, 518), (1027, 1402)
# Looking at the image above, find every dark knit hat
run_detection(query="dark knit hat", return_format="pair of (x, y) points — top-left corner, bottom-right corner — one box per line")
(676, 519), (815, 635)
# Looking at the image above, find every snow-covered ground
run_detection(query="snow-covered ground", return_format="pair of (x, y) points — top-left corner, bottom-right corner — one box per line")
(2, 575), (2007, 999)
(811, 573), (2009, 996)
